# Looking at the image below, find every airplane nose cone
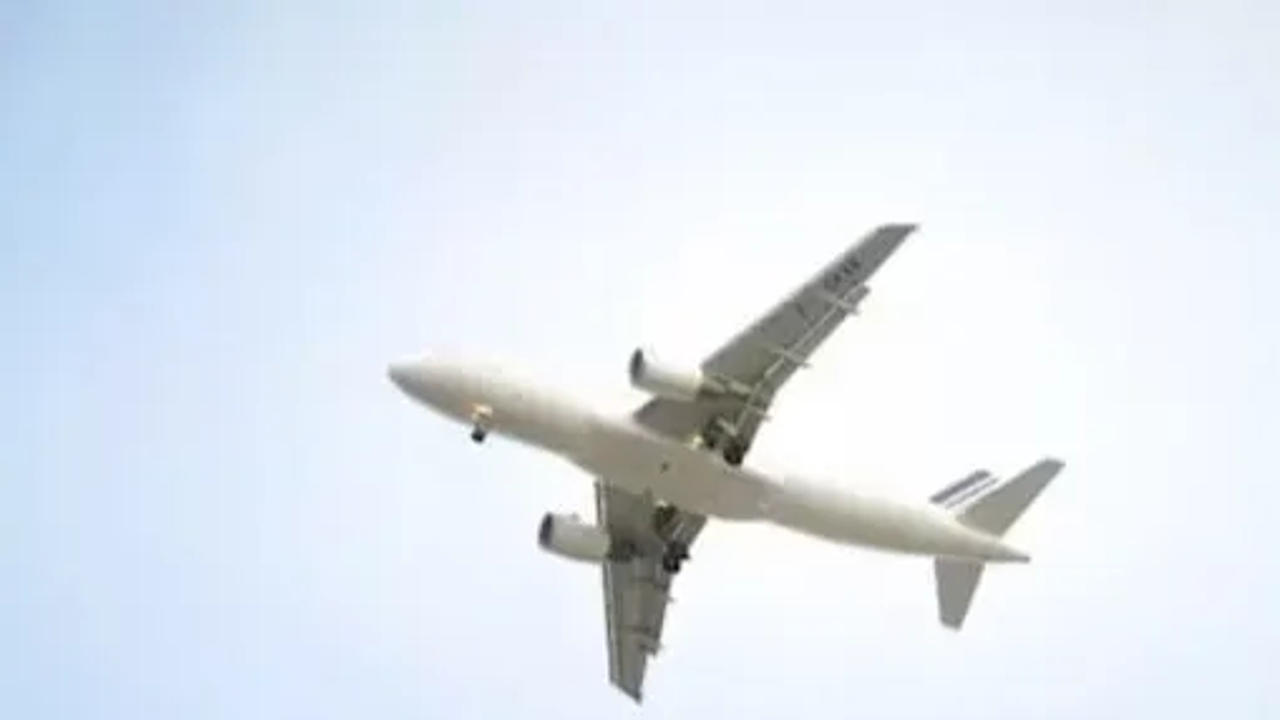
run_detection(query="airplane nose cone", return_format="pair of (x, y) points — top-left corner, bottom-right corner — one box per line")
(388, 356), (432, 399)
(387, 359), (415, 391)
(387, 353), (463, 418)
(388, 354), (452, 408)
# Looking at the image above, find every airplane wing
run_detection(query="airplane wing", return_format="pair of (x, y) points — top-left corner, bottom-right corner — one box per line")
(599, 224), (913, 699)
(634, 223), (916, 461)
(596, 481), (705, 702)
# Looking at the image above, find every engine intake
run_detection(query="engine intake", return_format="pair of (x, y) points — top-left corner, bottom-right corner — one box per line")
(628, 348), (722, 401)
(538, 513), (611, 563)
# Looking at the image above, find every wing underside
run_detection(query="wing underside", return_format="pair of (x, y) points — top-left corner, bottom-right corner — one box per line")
(597, 482), (704, 701)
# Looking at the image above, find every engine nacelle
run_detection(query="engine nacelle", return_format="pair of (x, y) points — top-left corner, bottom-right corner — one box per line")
(537, 513), (611, 563)
(628, 348), (720, 401)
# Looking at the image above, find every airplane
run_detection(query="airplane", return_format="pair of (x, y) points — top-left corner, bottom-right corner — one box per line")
(388, 224), (1063, 702)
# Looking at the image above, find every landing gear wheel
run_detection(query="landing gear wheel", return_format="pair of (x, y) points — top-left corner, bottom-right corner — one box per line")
(470, 425), (488, 443)
(722, 442), (746, 467)
(661, 541), (689, 574)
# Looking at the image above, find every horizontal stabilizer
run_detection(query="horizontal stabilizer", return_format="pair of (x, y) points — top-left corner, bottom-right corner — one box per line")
(929, 470), (992, 508)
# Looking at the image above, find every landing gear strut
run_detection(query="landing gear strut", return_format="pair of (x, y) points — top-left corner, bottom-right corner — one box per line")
(699, 419), (724, 451)
(661, 541), (689, 574)
(652, 504), (690, 574)
(651, 504), (677, 534)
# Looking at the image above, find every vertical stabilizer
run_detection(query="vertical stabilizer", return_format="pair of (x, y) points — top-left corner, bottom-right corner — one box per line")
(935, 559), (984, 629)
(930, 458), (1063, 629)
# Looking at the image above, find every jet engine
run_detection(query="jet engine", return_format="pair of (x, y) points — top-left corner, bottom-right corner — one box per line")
(628, 348), (722, 401)
(537, 513), (611, 563)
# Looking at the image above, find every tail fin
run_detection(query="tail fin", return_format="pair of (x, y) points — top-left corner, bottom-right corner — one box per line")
(932, 458), (1064, 629)
(935, 559), (985, 629)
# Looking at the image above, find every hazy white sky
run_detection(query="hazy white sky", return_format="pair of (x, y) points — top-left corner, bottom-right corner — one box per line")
(3, 1), (1278, 717)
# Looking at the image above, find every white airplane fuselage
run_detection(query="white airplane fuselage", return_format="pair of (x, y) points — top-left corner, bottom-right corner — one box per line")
(389, 356), (1028, 563)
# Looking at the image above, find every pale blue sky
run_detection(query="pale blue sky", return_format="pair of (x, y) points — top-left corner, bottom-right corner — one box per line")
(3, 1), (1279, 717)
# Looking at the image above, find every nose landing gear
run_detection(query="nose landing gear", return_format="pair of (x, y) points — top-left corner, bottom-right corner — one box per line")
(469, 405), (493, 444)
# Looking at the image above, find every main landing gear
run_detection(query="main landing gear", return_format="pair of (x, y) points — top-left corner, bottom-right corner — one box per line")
(700, 418), (748, 467)
(652, 504), (691, 574)
(470, 425), (488, 443)
(721, 441), (747, 467)
(661, 541), (689, 574)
